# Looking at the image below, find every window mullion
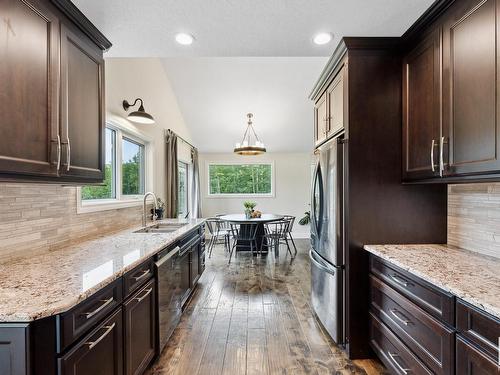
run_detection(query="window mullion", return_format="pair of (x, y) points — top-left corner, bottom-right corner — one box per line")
(116, 129), (123, 201)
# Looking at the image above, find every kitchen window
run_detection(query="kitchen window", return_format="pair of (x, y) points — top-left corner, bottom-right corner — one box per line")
(178, 161), (189, 217)
(207, 162), (274, 197)
(78, 123), (151, 213)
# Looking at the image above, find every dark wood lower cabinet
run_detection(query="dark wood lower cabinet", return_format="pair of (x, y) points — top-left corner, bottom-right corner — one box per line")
(0, 324), (30, 375)
(456, 336), (499, 375)
(124, 279), (156, 375)
(58, 308), (123, 375)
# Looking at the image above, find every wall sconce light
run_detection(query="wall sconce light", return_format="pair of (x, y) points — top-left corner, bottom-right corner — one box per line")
(122, 98), (155, 124)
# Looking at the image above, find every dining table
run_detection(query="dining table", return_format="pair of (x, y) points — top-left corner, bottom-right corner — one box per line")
(218, 214), (284, 256)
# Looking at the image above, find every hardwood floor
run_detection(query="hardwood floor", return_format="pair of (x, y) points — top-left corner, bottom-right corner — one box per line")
(147, 239), (386, 375)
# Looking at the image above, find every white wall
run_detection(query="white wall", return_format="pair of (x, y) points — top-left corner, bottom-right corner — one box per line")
(199, 153), (312, 238)
(105, 58), (192, 201)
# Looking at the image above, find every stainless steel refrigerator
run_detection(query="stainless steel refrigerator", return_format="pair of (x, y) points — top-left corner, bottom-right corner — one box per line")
(310, 135), (345, 346)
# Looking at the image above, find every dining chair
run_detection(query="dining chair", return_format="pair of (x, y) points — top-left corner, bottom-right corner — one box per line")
(205, 217), (231, 258)
(228, 222), (259, 264)
(281, 215), (298, 256)
(261, 220), (290, 258)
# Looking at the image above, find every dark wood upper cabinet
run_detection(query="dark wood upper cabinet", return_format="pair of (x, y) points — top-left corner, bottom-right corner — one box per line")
(442, 0), (500, 177)
(0, 0), (60, 179)
(0, 0), (110, 183)
(60, 23), (105, 182)
(402, 28), (442, 181)
(314, 92), (328, 146)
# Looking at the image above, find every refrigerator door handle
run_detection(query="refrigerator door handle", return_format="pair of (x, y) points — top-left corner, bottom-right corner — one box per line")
(309, 249), (338, 276)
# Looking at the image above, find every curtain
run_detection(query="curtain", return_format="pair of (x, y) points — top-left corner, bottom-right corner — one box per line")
(190, 148), (202, 218)
(165, 130), (178, 218)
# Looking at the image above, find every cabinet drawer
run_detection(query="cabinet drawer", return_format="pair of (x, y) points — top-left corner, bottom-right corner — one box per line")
(123, 259), (154, 297)
(456, 336), (499, 375)
(370, 275), (454, 374)
(59, 278), (122, 352)
(369, 312), (432, 375)
(456, 299), (500, 362)
(370, 256), (454, 325)
(58, 308), (123, 375)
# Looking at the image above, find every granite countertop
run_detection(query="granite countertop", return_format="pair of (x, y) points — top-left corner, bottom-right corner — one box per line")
(363, 244), (500, 319)
(0, 218), (205, 323)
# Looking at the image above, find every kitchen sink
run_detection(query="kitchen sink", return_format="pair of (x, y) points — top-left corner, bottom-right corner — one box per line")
(133, 223), (188, 234)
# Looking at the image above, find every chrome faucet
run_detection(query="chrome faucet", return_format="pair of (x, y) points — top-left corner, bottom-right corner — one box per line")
(143, 192), (159, 227)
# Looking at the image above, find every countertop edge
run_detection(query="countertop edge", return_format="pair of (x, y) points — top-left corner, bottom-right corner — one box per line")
(363, 244), (500, 320)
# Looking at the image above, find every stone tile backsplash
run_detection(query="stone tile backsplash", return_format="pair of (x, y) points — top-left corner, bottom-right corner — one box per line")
(0, 183), (146, 260)
(448, 183), (500, 259)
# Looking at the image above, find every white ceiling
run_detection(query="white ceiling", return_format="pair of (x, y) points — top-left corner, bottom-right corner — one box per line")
(161, 57), (327, 152)
(73, 0), (434, 57)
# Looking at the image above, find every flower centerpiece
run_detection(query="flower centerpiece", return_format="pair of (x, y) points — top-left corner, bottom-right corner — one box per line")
(243, 201), (257, 219)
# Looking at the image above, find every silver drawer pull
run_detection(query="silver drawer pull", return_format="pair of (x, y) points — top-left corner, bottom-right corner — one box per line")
(85, 323), (116, 350)
(390, 308), (412, 326)
(388, 352), (410, 374)
(81, 297), (114, 319)
(133, 269), (151, 282)
(389, 273), (410, 287)
(135, 288), (153, 303)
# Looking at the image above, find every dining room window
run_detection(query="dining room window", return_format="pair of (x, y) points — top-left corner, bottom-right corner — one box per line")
(208, 162), (273, 197)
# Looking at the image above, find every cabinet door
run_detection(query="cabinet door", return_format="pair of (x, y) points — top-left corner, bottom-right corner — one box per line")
(58, 308), (123, 375)
(0, 324), (29, 375)
(191, 244), (200, 286)
(124, 279), (156, 375)
(0, 0), (60, 179)
(314, 93), (328, 146)
(442, 0), (500, 177)
(60, 23), (105, 182)
(456, 336), (498, 375)
(327, 66), (345, 137)
(402, 29), (442, 181)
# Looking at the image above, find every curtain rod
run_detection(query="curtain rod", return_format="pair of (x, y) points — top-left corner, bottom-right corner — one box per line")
(167, 129), (197, 151)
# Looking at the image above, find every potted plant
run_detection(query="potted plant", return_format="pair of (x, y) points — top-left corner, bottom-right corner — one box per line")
(155, 198), (166, 219)
(243, 201), (257, 219)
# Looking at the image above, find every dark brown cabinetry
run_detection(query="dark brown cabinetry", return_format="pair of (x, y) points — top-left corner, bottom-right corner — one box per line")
(442, 0), (500, 177)
(58, 308), (123, 375)
(0, 0), (110, 183)
(124, 279), (156, 375)
(403, 0), (500, 182)
(456, 336), (499, 375)
(0, 0), (60, 179)
(369, 255), (500, 375)
(403, 28), (442, 180)
(60, 24), (105, 182)
(314, 92), (328, 146)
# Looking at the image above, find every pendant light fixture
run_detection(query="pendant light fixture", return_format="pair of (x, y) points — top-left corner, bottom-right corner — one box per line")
(234, 113), (266, 155)
(122, 98), (155, 124)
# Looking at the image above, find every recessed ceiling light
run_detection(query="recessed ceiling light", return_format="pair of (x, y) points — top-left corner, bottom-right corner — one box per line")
(313, 32), (333, 45)
(175, 33), (195, 45)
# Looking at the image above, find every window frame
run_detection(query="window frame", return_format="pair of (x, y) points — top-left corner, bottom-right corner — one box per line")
(206, 161), (275, 198)
(77, 121), (153, 214)
(177, 160), (189, 218)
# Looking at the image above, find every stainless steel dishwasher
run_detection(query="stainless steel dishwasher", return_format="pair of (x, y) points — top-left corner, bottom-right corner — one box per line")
(155, 244), (183, 353)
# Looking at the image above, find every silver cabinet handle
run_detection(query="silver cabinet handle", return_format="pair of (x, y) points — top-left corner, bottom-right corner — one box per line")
(387, 352), (410, 374)
(56, 135), (61, 171)
(439, 136), (445, 177)
(66, 137), (71, 171)
(430, 139), (436, 172)
(81, 297), (114, 319)
(135, 288), (153, 303)
(133, 269), (151, 282)
(389, 274), (410, 288)
(85, 322), (115, 350)
(390, 308), (412, 326)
